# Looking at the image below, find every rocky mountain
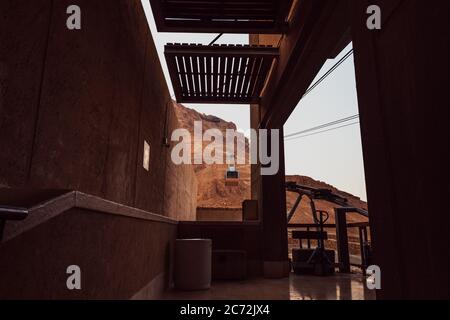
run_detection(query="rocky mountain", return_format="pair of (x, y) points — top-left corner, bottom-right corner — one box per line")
(173, 102), (368, 227)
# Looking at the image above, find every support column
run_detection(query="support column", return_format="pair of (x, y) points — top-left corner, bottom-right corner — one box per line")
(260, 127), (290, 278)
(335, 208), (350, 273)
(350, 0), (450, 299)
(249, 33), (289, 278)
(250, 104), (261, 201)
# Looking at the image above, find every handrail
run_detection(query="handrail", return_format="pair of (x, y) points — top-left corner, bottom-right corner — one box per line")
(0, 206), (28, 242)
(288, 222), (370, 229)
(288, 223), (336, 228)
(0, 206), (29, 220)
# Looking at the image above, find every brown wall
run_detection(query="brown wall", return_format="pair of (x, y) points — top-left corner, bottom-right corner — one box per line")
(197, 207), (242, 221)
(0, 207), (176, 299)
(0, 0), (196, 218)
(350, 0), (450, 299)
(0, 1), (198, 299)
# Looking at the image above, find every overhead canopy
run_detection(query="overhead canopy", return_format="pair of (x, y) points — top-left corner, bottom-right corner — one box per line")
(150, 0), (293, 34)
(165, 43), (279, 104)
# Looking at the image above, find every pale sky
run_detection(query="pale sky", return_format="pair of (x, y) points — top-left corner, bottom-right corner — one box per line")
(141, 1), (367, 201)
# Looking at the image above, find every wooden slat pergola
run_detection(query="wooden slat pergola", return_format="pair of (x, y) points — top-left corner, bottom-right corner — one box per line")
(165, 43), (279, 104)
(150, 0), (293, 34)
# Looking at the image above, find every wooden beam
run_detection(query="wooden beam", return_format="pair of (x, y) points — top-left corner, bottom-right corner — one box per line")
(156, 21), (287, 34)
(149, 0), (292, 34)
(259, 0), (351, 129)
(165, 44), (279, 57)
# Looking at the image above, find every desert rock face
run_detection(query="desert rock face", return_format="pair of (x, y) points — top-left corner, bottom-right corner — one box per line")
(172, 102), (368, 227)
(285, 175), (368, 226)
(173, 102), (251, 208)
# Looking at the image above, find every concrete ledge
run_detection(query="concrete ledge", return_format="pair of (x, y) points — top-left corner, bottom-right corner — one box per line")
(2, 189), (178, 243)
(179, 220), (260, 227)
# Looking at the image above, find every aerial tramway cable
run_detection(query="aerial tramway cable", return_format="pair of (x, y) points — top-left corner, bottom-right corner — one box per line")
(285, 121), (360, 141)
(285, 114), (359, 139)
(284, 48), (357, 141)
(302, 49), (354, 99)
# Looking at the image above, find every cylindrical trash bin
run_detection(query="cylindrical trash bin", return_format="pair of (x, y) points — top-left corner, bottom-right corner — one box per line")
(174, 239), (212, 290)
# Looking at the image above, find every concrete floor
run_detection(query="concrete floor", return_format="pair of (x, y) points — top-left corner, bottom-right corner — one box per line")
(163, 273), (376, 300)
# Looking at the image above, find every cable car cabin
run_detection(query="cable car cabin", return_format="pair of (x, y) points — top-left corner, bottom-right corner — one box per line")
(225, 166), (239, 186)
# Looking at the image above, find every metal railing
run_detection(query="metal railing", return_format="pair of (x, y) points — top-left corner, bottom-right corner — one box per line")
(288, 207), (370, 274)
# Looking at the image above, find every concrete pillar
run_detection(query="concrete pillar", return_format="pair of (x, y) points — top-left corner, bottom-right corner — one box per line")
(250, 34), (289, 278)
(350, 0), (450, 299)
(260, 127), (290, 278)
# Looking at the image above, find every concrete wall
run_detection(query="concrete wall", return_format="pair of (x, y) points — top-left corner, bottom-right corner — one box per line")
(0, 0), (196, 219)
